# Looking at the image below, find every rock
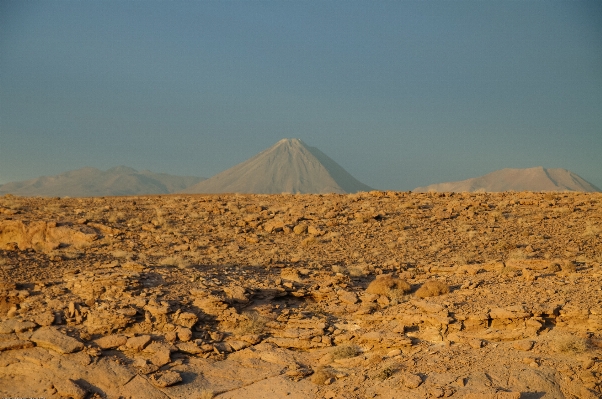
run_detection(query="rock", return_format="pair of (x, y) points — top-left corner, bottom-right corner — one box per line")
(53, 378), (87, 399)
(177, 327), (192, 342)
(7, 306), (18, 318)
(402, 373), (423, 389)
(307, 226), (324, 236)
(428, 387), (445, 398)
(293, 224), (308, 235)
(126, 335), (152, 351)
(174, 311), (198, 328)
(338, 290), (358, 304)
(513, 340), (534, 351)
(286, 319), (327, 330)
(281, 268), (302, 282)
(145, 342), (174, 366)
(132, 358), (160, 375)
(490, 306), (531, 319)
(0, 319), (37, 334)
(411, 300), (445, 313)
(496, 393), (521, 399)
(34, 310), (55, 326)
(3, 189), (602, 397)
(176, 341), (204, 354)
(265, 337), (327, 349)
(224, 285), (248, 303)
(132, 357), (148, 368)
(164, 331), (177, 343)
(213, 341), (233, 353)
(582, 358), (595, 369)
(85, 308), (134, 334)
(95, 334), (127, 349)
(30, 327), (84, 354)
(92, 356), (137, 386)
(150, 370), (182, 388)
(144, 303), (170, 317)
(151, 349), (171, 366)
(0, 339), (34, 351)
(226, 339), (250, 351)
(0, 220), (98, 251)
(240, 334), (262, 344)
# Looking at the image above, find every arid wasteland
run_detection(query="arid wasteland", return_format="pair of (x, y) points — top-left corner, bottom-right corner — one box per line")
(0, 191), (600, 398)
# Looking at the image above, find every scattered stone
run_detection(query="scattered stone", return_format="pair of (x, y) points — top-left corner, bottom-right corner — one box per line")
(513, 340), (534, 351)
(174, 311), (198, 328)
(0, 339), (34, 351)
(293, 224), (308, 235)
(164, 331), (177, 343)
(53, 378), (87, 399)
(150, 370), (183, 387)
(177, 327), (193, 342)
(126, 335), (152, 351)
(402, 373), (423, 389)
(34, 311), (55, 327)
(338, 290), (358, 304)
(145, 342), (174, 366)
(95, 334), (127, 349)
(1, 192), (601, 398)
(224, 285), (249, 303)
(0, 319), (37, 334)
(176, 341), (204, 354)
(30, 327), (84, 354)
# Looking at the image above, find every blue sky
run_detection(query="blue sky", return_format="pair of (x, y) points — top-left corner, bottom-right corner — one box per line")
(1, 1), (601, 190)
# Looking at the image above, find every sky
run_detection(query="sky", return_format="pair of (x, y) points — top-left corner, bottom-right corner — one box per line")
(1, 0), (601, 190)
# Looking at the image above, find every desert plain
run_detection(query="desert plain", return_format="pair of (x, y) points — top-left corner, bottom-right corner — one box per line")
(0, 191), (601, 398)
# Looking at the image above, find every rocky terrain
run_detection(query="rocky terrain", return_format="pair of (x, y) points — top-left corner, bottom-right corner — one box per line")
(0, 191), (601, 398)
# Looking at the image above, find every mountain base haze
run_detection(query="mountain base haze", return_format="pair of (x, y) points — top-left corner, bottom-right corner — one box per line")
(0, 166), (206, 197)
(413, 167), (600, 193)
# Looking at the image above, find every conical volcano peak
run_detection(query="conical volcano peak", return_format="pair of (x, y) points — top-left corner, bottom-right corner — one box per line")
(273, 138), (305, 149)
(277, 138), (301, 144)
(184, 139), (372, 194)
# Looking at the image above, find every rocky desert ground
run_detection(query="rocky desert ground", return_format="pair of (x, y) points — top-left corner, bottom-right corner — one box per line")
(0, 191), (601, 399)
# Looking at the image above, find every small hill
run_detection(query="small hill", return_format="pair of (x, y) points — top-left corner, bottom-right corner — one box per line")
(0, 166), (205, 197)
(183, 138), (372, 194)
(414, 167), (600, 193)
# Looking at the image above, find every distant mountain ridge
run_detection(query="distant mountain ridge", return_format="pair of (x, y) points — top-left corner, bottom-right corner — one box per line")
(183, 138), (372, 194)
(413, 167), (600, 193)
(0, 166), (205, 197)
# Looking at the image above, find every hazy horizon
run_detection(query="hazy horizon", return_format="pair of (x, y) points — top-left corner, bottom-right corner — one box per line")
(1, 1), (601, 190)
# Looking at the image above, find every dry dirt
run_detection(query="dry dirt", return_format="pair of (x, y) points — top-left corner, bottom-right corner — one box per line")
(0, 191), (601, 399)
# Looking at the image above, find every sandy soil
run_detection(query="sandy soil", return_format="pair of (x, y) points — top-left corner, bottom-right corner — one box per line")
(0, 191), (600, 398)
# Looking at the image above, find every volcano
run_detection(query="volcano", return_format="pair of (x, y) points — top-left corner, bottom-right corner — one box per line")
(183, 139), (372, 194)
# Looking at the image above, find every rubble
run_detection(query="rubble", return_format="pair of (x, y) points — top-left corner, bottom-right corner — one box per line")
(0, 192), (600, 398)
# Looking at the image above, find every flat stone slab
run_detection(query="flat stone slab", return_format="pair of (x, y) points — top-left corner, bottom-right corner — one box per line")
(30, 327), (84, 354)
(0, 339), (34, 351)
(126, 335), (152, 351)
(0, 320), (37, 334)
(95, 334), (127, 349)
